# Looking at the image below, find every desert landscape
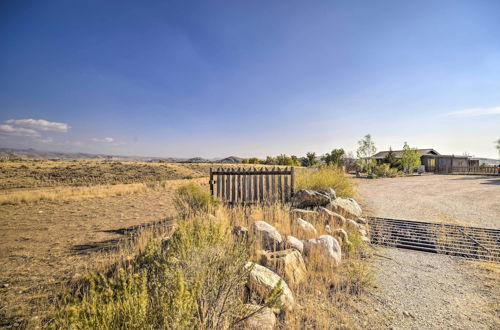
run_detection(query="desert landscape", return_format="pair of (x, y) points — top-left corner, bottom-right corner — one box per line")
(1, 1), (500, 329)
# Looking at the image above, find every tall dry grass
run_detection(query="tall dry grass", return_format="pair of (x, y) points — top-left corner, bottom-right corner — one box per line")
(295, 166), (355, 198)
(48, 183), (371, 329)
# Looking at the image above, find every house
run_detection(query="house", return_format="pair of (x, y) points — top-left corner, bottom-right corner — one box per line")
(372, 149), (480, 173)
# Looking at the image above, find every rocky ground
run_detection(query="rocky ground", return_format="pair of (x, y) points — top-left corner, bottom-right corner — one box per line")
(354, 174), (500, 329)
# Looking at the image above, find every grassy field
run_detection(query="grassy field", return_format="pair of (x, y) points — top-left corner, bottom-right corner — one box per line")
(0, 160), (368, 328)
(0, 159), (249, 189)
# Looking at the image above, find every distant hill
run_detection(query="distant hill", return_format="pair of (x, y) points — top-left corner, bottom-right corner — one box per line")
(0, 148), (242, 163)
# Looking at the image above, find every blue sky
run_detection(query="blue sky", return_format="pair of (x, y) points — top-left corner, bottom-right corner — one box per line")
(1, 0), (499, 158)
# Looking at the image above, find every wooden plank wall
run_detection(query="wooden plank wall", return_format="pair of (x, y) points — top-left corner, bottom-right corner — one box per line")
(209, 167), (295, 204)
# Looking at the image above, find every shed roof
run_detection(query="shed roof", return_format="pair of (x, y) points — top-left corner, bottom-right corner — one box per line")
(372, 149), (440, 159)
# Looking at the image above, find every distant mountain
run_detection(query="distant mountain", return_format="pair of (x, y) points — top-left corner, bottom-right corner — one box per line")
(0, 148), (242, 163)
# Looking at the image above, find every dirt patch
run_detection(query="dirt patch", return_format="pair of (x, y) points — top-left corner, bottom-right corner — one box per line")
(367, 247), (499, 330)
(0, 178), (206, 326)
(353, 174), (500, 228)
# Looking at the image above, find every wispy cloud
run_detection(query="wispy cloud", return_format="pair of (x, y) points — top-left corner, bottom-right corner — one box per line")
(5, 118), (70, 132)
(0, 124), (40, 136)
(444, 106), (500, 118)
(91, 137), (115, 143)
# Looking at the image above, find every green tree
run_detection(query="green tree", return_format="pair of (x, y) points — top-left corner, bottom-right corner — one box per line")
(382, 147), (401, 169)
(401, 142), (421, 174)
(356, 134), (377, 173)
(241, 158), (249, 164)
(322, 149), (345, 166)
(304, 152), (318, 167)
(290, 155), (301, 166)
(264, 156), (275, 165)
(248, 157), (260, 164)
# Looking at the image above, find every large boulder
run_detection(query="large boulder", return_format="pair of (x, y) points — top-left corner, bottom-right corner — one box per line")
(327, 198), (362, 218)
(292, 189), (331, 209)
(318, 207), (346, 227)
(284, 235), (304, 254)
(241, 304), (276, 330)
(304, 235), (342, 267)
(232, 226), (249, 242)
(293, 218), (317, 237)
(260, 249), (307, 287)
(245, 263), (295, 312)
(251, 221), (283, 251)
(322, 188), (337, 200)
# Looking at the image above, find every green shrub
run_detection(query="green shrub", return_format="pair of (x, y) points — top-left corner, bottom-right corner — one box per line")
(51, 218), (281, 329)
(373, 163), (399, 178)
(295, 167), (355, 198)
(174, 183), (214, 217)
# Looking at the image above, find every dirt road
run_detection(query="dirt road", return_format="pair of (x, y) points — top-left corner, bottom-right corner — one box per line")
(354, 174), (500, 329)
(353, 174), (500, 228)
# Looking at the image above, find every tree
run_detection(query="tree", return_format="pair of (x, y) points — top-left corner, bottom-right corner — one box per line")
(322, 149), (345, 166)
(241, 158), (249, 164)
(382, 147), (401, 169)
(304, 152), (318, 167)
(264, 156), (275, 165)
(248, 157), (260, 164)
(356, 134), (377, 173)
(496, 139), (500, 157)
(290, 155), (301, 166)
(401, 142), (421, 174)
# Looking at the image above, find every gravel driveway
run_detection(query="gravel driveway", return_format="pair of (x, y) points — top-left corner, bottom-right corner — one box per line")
(353, 174), (500, 329)
(353, 174), (500, 229)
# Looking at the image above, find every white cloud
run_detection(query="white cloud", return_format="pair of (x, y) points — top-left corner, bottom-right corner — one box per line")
(91, 137), (115, 143)
(5, 118), (70, 132)
(0, 124), (40, 136)
(444, 106), (500, 118)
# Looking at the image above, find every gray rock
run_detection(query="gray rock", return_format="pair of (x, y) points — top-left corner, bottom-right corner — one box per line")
(245, 262), (295, 312)
(260, 249), (307, 286)
(318, 207), (346, 226)
(327, 198), (363, 218)
(356, 217), (367, 225)
(322, 187), (337, 200)
(304, 235), (342, 267)
(251, 221), (283, 251)
(285, 235), (304, 253)
(292, 189), (331, 208)
(332, 228), (349, 245)
(232, 225), (249, 241)
(241, 304), (276, 330)
(294, 217), (318, 237)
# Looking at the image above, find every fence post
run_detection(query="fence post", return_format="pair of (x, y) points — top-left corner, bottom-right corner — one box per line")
(209, 168), (214, 197)
(290, 166), (295, 197)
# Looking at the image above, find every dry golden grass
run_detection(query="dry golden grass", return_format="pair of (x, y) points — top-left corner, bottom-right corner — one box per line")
(0, 159), (265, 190)
(0, 181), (173, 205)
(49, 179), (371, 328)
(296, 166), (355, 198)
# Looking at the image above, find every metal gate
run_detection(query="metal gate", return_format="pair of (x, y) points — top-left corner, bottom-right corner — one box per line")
(209, 167), (295, 205)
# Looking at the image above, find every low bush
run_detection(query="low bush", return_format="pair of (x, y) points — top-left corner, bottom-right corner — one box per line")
(52, 217), (280, 329)
(174, 183), (215, 217)
(295, 167), (355, 198)
(373, 163), (399, 178)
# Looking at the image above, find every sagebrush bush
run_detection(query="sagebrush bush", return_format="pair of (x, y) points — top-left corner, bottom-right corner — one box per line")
(295, 167), (355, 198)
(174, 183), (215, 217)
(51, 217), (280, 329)
(373, 163), (399, 178)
